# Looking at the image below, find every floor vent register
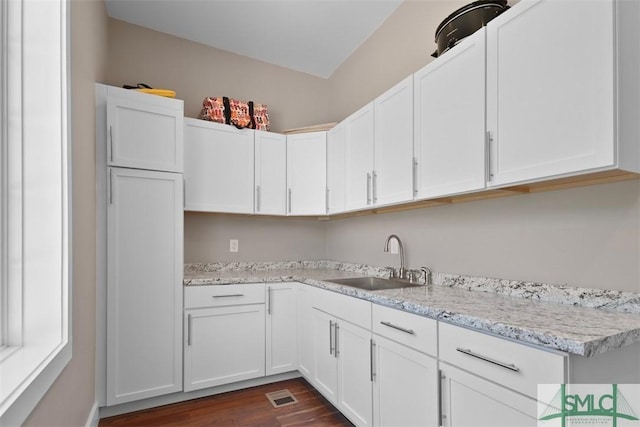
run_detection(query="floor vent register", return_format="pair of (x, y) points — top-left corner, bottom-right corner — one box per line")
(265, 389), (298, 408)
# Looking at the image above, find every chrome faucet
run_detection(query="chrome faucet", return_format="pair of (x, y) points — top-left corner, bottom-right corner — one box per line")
(383, 234), (406, 280)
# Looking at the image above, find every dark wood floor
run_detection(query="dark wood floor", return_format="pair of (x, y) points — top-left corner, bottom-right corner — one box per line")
(99, 378), (354, 427)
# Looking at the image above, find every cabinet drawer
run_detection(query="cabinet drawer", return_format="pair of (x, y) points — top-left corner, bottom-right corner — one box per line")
(311, 287), (371, 329)
(372, 305), (437, 357)
(184, 283), (265, 308)
(439, 322), (566, 398)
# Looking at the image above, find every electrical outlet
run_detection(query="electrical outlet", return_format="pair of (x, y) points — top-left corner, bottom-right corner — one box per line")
(389, 239), (399, 254)
(229, 239), (239, 253)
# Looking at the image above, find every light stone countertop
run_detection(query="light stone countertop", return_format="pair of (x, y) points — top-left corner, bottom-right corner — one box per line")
(184, 261), (640, 357)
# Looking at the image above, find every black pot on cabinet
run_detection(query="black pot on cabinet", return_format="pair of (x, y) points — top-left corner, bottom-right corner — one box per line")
(432, 0), (509, 58)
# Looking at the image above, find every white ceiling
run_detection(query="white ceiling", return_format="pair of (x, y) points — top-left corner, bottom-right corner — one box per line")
(104, 0), (404, 79)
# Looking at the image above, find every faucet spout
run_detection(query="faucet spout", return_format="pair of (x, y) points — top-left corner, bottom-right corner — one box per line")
(383, 234), (406, 279)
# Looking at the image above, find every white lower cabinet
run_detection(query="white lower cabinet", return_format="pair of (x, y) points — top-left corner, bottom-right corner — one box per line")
(373, 335), (438, 427)
(438, 321), (566, 427)
(310, 290), (373, 427)
(183, 284), (266, 392)
(337, 320), (373, 427)
(175, 283), (640, 427)
(312, 309), (340, 404)
(372, 304), (439, 427)
(297, 284), (315, 379)
(312, 308), (373, 427)
(439, 362), (538, 427)
(266, 282), (298, 375)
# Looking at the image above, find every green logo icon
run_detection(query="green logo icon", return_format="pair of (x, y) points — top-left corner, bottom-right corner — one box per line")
(539, 384), (639, 426)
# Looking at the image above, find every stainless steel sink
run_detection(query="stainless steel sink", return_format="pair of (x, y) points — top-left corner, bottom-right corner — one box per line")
(327, 276), (423, 291)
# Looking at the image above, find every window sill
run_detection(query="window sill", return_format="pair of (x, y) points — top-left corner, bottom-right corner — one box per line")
(0, 341), (71, 425)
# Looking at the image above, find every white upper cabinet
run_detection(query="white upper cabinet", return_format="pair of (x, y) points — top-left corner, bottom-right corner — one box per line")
(106, 86), (183, 173)
(287, 132), (327, 215)
(414, 29), (486, 199)
(374, 75), (415, 206)
(344, 77), (415, 212)
(344, 103), (375, 211)
(255, 131), (287, 215)
(327, 123), (346, 214)
(184, 118), (254, 213)
(486, 0), (639, 187)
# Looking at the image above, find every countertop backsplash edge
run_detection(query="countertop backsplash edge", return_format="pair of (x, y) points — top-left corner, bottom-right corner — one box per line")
(184, 260), (640, 314)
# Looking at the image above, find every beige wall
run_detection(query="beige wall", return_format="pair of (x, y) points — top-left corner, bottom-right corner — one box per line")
(106, 19), (331, 132)
(327, 0), (468, 120)
(326, 180), (640, 292)
(185, 213), (327, 263)
(24, 0), (108, 426)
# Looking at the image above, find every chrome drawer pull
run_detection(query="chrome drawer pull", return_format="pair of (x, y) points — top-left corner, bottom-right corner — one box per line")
(456, 347), (520, 372)
(380, 321), (415, 335)
(212, 294), (244, 298)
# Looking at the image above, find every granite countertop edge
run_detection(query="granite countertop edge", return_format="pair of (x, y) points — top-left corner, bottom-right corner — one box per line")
(183, 262), (640, 358)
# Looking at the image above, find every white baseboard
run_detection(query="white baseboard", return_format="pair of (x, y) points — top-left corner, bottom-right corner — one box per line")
(85, 401), (99, 427)
(99, 371), (302, 419)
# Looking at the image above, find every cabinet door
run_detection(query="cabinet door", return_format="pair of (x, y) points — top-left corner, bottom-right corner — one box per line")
(106, 167), (183, 405)
(373, 335), (439, 427)
(486, 0), (615, 186)
(184, 119), (254, 213)
(106, 87), (183, 173)
(312, 309), (338, 405)
(374, 75), (415, 206)
(297, 285), (315, 380)
(327, 123), (346, 214)
(287, 132), (327, 215)
(184, 304), (266, 392)
(441, 362), (538, 427)
(344, 103), (375, 211)
(336, 320), (373, 427)
(414, 29), (486, 199)
(266, 283), (298, 375)
(255, 131), (287, 215)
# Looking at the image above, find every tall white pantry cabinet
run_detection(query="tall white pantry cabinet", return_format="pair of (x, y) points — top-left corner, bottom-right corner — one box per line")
(96, 84), (184, 406)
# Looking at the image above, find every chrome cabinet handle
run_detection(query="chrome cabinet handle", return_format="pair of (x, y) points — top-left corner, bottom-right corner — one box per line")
(267, 286), (272, 315)
(413, 157), (418, 195)
(456, 347), (519, 372)
(212, 294), (244, 298)
(187, 314), (192, 346)
(334, 322), (339, 358)
(372, 170), (377, 204)
(438, 370), (444, 426)
(288, 188), (292, 213)
(370, 339), (376, 382)
(256, 185), (261, 212)
(109, 125), (114, 162)
(329, 320), (335, 355)
(485, 131), (493, 182)
(366, 173), (372, 205)
(380, 321), (415, 335)
(108, 169), (113, 204)
(325, 187), (329, 214)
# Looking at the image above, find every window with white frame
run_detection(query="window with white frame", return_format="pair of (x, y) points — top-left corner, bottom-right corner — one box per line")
(0, 0), (72, 425)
